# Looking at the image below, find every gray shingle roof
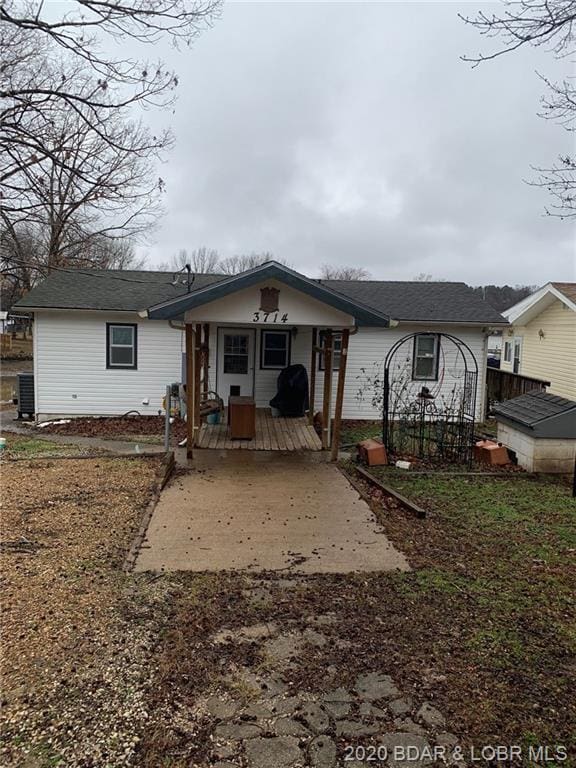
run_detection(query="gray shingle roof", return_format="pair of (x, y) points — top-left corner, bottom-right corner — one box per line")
(493, 391), (576, 427)
(14, 270), (224, 312)
(14, 269), (506, 324)
(321, 280), (505, 323)
(493, 391), (576, 439)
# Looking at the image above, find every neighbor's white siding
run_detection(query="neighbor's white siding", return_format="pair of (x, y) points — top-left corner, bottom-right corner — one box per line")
(35, 310), (183, 419)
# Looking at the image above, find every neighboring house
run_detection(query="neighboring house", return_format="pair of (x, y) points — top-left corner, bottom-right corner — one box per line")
(501, 282), (576, 401)
(14, 261), (506, 424)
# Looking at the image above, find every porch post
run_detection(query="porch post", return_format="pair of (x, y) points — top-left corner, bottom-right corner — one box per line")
(185, 322), (194, 459)
(202, 323), (210, 393)
(321, 329), (333, 450)
(194, 323), (202, 441)
(331, 328), (350, 462)
(309, 327), (317, 424)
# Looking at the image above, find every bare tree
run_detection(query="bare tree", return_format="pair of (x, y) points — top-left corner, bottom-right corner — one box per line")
(320, 264), (371, 280)
(0, 0), (221, 185)
(0, 223), (145, 307)
(1, 71), (165, 278)
(171, 247), (221, 273)
(461, 0), (576, 217)
(412, 273), (448, 282)
(219, 252), (282, 275)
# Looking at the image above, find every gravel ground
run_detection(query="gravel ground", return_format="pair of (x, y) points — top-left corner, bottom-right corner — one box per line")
(0, 454), (175, 767)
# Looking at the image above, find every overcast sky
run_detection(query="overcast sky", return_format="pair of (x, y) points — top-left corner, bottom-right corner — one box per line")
(138, 1), (575, 285)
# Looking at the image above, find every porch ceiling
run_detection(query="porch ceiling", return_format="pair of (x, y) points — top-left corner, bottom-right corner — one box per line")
(144, 261), (391, 327)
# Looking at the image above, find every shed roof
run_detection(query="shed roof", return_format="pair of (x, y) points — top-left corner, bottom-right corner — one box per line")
(493, 391), (576, 439)
(14, 265), (507, 325)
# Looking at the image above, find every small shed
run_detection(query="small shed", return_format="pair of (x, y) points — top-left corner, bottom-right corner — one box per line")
(493, 391), (576, 473)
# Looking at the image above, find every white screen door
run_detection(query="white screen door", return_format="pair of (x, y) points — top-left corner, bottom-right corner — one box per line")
(217, 328), (255, 398)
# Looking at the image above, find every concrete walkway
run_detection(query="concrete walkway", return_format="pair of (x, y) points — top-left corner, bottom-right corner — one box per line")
(135, 451), (409, 574)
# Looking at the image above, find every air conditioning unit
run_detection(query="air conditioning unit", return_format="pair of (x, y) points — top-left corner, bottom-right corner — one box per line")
(17, 373), (34, 419)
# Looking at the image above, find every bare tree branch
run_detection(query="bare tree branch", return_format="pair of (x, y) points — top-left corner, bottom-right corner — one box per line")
(320, 264), (371, 280)
(461, 0), (576, 217)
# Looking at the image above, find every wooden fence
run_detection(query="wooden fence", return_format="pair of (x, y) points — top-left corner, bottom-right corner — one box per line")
(486, 367), (550, 414)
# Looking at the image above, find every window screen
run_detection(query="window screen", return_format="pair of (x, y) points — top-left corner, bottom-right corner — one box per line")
(261, 330), (290, 369)
(412, 334), (439, 380)
(107, 324), (137, 369)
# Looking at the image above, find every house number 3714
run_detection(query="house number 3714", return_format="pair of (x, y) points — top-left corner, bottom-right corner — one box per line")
(252, 311), (288, 323)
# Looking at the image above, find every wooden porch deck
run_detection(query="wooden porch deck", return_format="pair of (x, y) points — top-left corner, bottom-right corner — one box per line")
(197, 408), (322, 451)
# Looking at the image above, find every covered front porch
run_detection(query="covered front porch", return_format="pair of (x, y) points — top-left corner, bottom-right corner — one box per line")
(197, 407), (322, 451)
(143, 261), (391, 458)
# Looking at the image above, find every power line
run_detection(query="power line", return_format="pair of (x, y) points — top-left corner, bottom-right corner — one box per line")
(1, 255), (188, 287)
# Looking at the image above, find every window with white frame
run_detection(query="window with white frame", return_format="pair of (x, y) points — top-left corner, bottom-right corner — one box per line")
(318, 330), (342, 370)
(260, 330), (291, 369)
(412, 334), (439, 380)
(107, 323), (137, 369)
(503, 341), (512, 363)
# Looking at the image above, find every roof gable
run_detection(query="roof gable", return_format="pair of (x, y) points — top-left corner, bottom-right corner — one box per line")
(145, 261), (391, 326)
(504, 282), (576, 325)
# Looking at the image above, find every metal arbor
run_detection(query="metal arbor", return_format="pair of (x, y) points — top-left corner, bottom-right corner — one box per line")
(382, 333), (479, 466)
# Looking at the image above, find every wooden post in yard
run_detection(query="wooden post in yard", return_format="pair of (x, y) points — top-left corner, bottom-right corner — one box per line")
(309, 327), (317, 424)
(194, 324), (202, 443)
(331, 328), (350, 462)
(185, 322), (194, 459)
(321, 330), (333, 450)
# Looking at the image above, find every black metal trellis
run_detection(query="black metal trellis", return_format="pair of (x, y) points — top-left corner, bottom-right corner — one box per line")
(382, 332), (479, 467)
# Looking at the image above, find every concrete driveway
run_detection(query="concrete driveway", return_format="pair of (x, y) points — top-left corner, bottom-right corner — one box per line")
(135, 452), (409, 574)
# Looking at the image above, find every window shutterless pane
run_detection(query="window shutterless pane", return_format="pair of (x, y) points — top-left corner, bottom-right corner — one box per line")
(110, 346), (134, 366)
(224, 354), (248, 374)
(265, 333), (288, 350)
(261, 330), (289, 368)
(264, 349), (287, 367)
(416, 336), (435, 356)
(111, 326), (134, 346)
(415, 357), (435, 378)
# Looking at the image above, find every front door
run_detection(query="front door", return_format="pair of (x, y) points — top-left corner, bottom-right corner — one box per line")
(217, 328), (255, 398)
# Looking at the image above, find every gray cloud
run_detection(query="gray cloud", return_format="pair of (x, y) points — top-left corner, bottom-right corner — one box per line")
(139, 1), (575, 285)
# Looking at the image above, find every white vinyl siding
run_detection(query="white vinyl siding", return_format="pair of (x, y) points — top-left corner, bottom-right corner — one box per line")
(35, 312), (488, 422)
(35, 311), (183, 418)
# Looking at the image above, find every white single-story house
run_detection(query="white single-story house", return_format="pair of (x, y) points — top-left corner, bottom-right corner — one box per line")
(15, 261), (506, 453)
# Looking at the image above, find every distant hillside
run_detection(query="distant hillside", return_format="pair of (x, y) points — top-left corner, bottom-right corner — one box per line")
(471, 284), (538, 314)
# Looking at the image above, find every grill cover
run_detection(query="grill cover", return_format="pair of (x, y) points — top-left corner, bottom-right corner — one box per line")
(269, 364), (310, 417)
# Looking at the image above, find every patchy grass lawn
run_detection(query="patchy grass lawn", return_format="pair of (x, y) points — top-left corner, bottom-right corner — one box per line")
(1, 433), (106, 459)
(348, 467), (576, 745)
(339, 419), (381, 447)
(0, 453), (173, 768)
(136, 470), (575, 766)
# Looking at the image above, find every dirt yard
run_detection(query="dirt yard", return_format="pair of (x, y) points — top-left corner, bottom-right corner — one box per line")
(34, 414), (186, 445)
(1, 443), (574, 767)
(0, 446), (168, 767)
